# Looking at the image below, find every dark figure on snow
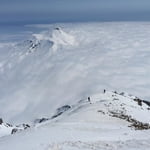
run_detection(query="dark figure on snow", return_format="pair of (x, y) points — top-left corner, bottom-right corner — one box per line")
(0, 118), (3, 124)
(88, 97), (91, 103)
(104, 89), (106, 93)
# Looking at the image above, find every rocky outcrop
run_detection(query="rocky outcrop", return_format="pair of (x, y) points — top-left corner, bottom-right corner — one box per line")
(34, 118), (49, 124)
(109, 111), (150, 130)
(0, 118), (30, 136)
(11, 124), (30, 134)
(51, 105), (71, 119)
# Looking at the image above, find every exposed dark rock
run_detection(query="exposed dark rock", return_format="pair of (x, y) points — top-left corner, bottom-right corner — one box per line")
(109, 111), (150, 130)
(120, 103), (125, 106)
(11, 128), (23, 134)
(120, 92), (125, 96)
(30, 43), (40, 49)
(22, 124), (30, 129)
(11, 128), (19, 134)
(113, 91), (118, 94)
(51, 105), (71, 119)
(133, 98), (150, 108)
(133, 98), (142, 106)
(57, 105), (71, 112)
(51, 112), (63, 119)
(55, 27), (60, 30)
(143, 100), (150, 107)
(11, 124), (30, 135)
(129, 122), (150, 130)
(97, 110), (105, 114)
(6, 123), (13, 127)
(16, 123), (30, 128)
(34, 118), (49, 124)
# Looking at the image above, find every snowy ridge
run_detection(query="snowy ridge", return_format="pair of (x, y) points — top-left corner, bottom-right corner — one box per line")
(1, 90), (150, 139)
(1, 91), (150, 150)
(40, 91), (150, 126)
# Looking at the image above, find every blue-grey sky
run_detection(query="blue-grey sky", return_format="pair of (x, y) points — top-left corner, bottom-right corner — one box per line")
(1, 0), (150, 25)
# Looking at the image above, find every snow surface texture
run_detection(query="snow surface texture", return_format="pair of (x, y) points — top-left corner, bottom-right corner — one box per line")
(0, 91), (150, 150)
(0, 22), (150, 125)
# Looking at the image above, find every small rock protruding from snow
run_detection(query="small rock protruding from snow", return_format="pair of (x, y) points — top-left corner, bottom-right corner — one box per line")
(11, 124), (30, 135)
(54, 27), (60, 31)
(34, 118), (49, 124)
(11, 128), (19, 134)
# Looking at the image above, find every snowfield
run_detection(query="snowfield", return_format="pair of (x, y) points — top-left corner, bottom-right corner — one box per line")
(0, 22), (150, 149)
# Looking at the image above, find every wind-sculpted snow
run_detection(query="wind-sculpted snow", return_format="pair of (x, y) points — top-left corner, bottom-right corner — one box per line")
(0, 22), (150, 124)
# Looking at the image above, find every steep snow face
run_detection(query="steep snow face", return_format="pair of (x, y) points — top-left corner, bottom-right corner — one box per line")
(0, 22), (150, 124)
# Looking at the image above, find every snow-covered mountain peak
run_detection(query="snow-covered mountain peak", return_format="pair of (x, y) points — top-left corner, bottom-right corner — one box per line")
(13, 27), (77, 56)
(32, 27), (77, 52)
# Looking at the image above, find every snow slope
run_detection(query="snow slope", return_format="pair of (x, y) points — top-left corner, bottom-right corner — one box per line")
(0, 22), (150, 125)
(0, 91), (150, 150)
